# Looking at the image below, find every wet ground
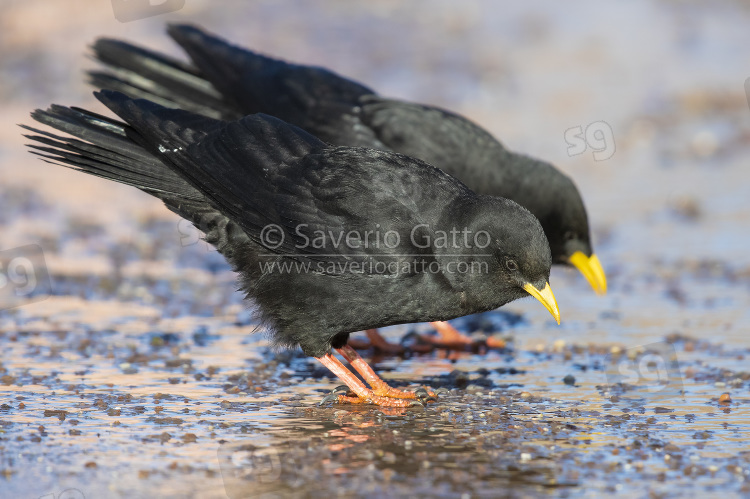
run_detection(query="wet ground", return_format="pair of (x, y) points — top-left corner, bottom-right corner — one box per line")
(1, 1), (750, 498)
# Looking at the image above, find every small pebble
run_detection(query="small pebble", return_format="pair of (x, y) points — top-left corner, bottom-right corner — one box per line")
(563, 375), (576, 386)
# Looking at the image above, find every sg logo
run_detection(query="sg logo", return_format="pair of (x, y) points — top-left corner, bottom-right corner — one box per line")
(564, 121), (616, 161)
(218, 442), (283, 498)
(604, 342), (683, 403)
(111, 0), (186, 23)
(0, 244), (51, 311)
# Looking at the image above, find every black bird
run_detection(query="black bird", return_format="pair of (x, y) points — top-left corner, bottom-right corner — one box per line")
(22, 91), (560, 407)
(88, 25), (607, 297)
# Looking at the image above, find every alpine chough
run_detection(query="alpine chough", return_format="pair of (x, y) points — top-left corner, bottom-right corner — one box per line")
(88, 24), (607, 296)
(22, 91), (560, 406)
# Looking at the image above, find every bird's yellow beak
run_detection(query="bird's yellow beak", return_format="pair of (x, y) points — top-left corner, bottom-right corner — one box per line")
(522, 282), (561, 325)
(568, 251), (607, 295)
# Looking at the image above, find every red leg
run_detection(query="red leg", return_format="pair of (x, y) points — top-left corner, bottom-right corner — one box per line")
(336, 345), (436, 400)
(365, 329), (407, 354)
(350, 329), (433, 355)
(424, 321), (474, 346)
(316, 353), (419, 407)
(356, 324), (472, 353)
(351, 323), (504, 356)
(486, 336), (507, 349)
(425, 322), (506, 350)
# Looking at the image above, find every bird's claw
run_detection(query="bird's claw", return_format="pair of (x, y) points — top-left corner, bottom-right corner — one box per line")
(318, 392), (341, 406)
(320, 385), (437, 406)
(415, 387), (438, 403)
(318, 385), (353, 406)
(332, 385), (350, 395)
(399, 331), (421, 346)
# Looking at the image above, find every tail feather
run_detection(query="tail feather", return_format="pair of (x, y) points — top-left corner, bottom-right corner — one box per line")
(166, 24), (373, 122)
(22, 106), (201, 200)
(30, 105), (149, 164)
(87, 71), (215, 116)
(90, 38), (238, 120)
(90, 25), (375, 137)
(24, 130), (185, 197)
(22, 102), (254, 266)
(91, 89), (226, 158)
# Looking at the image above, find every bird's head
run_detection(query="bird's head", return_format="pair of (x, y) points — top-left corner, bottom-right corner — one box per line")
(507, 156), (607, 295)
(439, 195), (560, 324)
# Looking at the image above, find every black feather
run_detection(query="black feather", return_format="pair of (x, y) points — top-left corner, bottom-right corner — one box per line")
(24, 92), (552, 357)
(89, 24), (595, 264)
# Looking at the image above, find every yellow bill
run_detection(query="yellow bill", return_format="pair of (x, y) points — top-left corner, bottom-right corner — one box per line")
(522, 281), (561, 325)
(569, 251), (607, 295)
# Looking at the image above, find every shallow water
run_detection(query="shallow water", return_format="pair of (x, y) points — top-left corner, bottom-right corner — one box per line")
(1, 1), (749, 498)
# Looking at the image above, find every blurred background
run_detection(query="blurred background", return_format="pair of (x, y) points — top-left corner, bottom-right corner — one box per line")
(1, 1), (749, 498)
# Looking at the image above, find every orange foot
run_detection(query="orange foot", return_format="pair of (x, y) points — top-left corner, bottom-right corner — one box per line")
(358, 322), (471, 352)
(365, 329), (408, 354)
(351, 323), (506, 355)
(316, 345), (437, 407)
(349, 329), (434, 355)
(422, 321), (474, 347)
(420, 322), (507, 351)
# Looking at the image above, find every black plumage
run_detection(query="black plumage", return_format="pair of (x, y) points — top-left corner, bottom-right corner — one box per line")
(88, 24), (607, 295)
(23, 91), (559, 406)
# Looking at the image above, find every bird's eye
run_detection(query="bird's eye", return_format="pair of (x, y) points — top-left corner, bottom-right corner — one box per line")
(505, 259), (518, 272)
(565, 231), (577, 241)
